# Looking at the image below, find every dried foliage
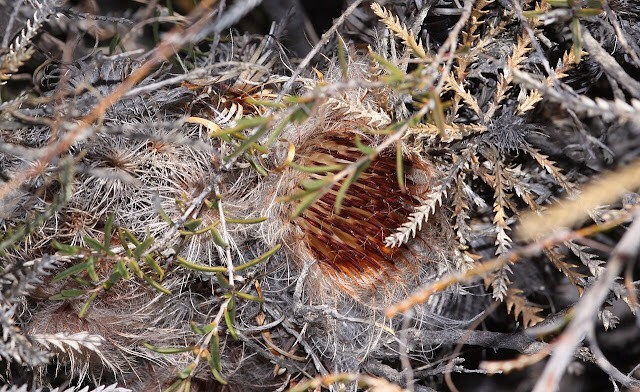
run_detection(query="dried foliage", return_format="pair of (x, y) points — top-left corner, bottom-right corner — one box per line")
(0, 0), (640, 391)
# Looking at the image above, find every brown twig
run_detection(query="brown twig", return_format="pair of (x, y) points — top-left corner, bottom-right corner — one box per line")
(0, 0), (221, 202)
(385, 212), (634, 318)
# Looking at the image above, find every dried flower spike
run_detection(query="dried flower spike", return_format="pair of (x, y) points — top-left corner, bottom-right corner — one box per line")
(280, 127), (441, 295)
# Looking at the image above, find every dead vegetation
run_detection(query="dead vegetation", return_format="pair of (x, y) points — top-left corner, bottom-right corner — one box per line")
(1, 0), (640, 391)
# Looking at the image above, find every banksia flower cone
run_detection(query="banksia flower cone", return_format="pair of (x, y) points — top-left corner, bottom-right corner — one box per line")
(265, 59), (456, 301)
(290, 130), (433, 292)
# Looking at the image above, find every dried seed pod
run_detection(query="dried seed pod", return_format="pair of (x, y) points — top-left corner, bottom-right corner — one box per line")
(290, 130), (434, 292)
(265, 109), (454, 302)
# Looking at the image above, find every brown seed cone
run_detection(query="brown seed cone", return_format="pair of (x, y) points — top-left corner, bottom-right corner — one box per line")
(272, 125), (448, 299)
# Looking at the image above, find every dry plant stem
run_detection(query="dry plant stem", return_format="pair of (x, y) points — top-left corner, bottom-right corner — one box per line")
(385, 212), (634, 317)
(263, 303), (328, 375)
(191, 0), (261, 43)
(512, 69), (640, 125)
(0, 0), (222, 202)
(603, 0), (640, 69)
(214, 182), (234, 287)
(510, 0), (556, 82)
(2, 0), (26, 49)
(518, 157), (640, 241)
(410, 328), (547, 355)
(275, 0), (366, 102)
(428, 0), (476, 93)
(207, 0), (226, 60)
(581, 28), (640, 100)
(586, 323), (640, 388)
(399, 312), (415, 391)
(481, 346), (552, 374)
(445, 301), (500, 392)
(235, 330), (314, 379)
(532, 213), (640, 392)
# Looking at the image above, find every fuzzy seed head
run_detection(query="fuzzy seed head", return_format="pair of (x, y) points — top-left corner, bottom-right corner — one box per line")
(268, 122), (447, 301)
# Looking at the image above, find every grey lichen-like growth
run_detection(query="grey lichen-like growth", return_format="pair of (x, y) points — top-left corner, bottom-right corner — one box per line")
(0, 256), (57, 366)
(1, 0), (640, 390)
(0, 0), (61, 82)
(0, 384), (131, 392)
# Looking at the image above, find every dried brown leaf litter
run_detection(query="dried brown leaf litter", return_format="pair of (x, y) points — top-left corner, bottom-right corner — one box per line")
(1, 0), (640, 391)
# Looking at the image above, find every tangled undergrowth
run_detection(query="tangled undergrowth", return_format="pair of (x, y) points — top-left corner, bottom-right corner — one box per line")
(1, 0), (640, 391)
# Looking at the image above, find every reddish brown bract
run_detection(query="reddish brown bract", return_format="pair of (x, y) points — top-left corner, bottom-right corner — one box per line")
(291, 130), (426, 290)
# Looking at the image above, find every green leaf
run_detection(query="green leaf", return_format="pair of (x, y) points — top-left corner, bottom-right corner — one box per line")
(548, 0), (569, 6)
(354, 135), (375, 155)
(87, 258), (98, 282)
(209, 331), (222, 371)
(78, 292), (98, 318)
(246, 154), (268, 176)
(224, 216), (267, 224)
(144, 343), (194, 354)
(244, 97), (286, 108)
(522, 10), (544, 17)
(265, 115), (290, 147)
(224, 297), (238, 340)
(210, 227), (229, 248)
(158, 206), (175, 225)
(103, 214), (114, 251)
(54, 262), (90, 281)
(288, 162), (344, 173)
(335, 161), (370, 215)
(396, 140), (406, 191)
(143, 255), (164, 280)
(184, 219), (203, 231)
(430, 92), (446, 136)
(575, 8), (603, 16)
(142, 272), (172, 295)
(235, 244), (281, 272)
(571, 18), (583, 63)
(180, 223), (220, 236)
(52, 241), (82, 256)
(128, 260), (144, 279)
(371, 52), (405, 82)
(235, 291), (265, 302)
(201, 323), (215, 335)
(301, 178), (331, 191)
(225, 124), (269, 161)
(210, 366), (227, 385)
(225, 116), (271, 133)
(177, 256), (226, 273)
(118, 228), (134, 257)
(337, 34), (348, 79)
(115, 260), (130, 280)
(291, 190), (324, 219)
(103, 270), (122, 290)
(133, 233), (154, 258)
(190, 322), (204, 335)
(121, 227), (141, 247)
(50, 289), (86, 300)
(178, 362), (196, 379)
(216, 272), (232, 289)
